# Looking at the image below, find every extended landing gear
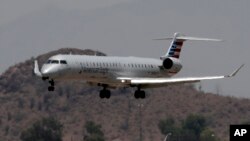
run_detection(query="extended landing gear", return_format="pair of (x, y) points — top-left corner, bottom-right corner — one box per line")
(42, 77), (55, 92)
(97, 84), (146, 99)
(99, 89), (111, 99)
(134, 90), (146, 99)
(134, 86), (146, 99)
(99, 84), (111, 99)
(48, 79), (55, 91)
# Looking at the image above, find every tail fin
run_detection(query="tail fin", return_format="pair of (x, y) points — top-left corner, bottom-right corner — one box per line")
(166, 33), (184, 58)
(154, 33), (222, 59)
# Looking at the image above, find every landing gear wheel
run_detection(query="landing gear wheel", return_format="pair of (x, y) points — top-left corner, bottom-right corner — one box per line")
(134, 90), (140, 99)
(47, 79), (55, 92)
(140, 91), (145, 99)
(105, 90), (111, 99)
(48, 86), (55, 91)
(134, 90), (146, 99)
(99, 90), (106, 99)
(99, 90), (111, 99)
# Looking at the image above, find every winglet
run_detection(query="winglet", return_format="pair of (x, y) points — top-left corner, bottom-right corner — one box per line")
(34, 60), (42, 77)
(226, 64), (244, 77)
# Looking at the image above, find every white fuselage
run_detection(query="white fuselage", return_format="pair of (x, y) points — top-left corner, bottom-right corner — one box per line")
(34, 33), (241, 98)
(41, 54), (180, 86)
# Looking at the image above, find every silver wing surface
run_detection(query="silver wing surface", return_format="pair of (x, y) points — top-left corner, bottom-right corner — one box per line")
(117, 65), (244, 88)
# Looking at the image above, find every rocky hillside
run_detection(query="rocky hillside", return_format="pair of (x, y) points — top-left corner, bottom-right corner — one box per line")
(0, 48), (249, 141)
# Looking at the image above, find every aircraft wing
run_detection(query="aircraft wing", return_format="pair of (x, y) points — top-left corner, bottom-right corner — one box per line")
(117, 65), (244, 86)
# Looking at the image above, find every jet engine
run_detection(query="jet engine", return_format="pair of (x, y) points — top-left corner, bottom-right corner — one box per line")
(162, 57), (182, 72)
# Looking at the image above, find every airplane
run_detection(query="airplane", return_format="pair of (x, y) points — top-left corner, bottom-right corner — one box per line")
(34, 33), (244, 99)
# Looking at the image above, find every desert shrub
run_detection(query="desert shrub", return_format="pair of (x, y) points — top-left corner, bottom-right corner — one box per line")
(20, 117), (63, 141)
(83, 121), (105, 141)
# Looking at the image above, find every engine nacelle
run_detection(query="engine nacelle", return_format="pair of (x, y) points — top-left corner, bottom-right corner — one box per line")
(162, 57), (182, 73)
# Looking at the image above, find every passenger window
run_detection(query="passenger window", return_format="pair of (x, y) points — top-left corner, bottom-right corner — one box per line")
(51, 60), (59, 64)
(60, 60), (67, 64)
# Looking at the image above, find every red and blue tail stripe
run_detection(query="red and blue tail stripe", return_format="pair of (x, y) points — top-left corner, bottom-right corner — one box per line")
(167, 40), (184, 58)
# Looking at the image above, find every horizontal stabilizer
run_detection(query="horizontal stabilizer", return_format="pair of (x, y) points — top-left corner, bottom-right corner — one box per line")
(156, 32), (223, 59)
(154, 36), (223, 42)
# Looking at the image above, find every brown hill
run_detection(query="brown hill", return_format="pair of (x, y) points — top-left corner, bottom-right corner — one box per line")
(0, 48), (249, 141)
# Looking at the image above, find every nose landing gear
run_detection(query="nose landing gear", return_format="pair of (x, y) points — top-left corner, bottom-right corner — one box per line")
(48, 79), (55, 91)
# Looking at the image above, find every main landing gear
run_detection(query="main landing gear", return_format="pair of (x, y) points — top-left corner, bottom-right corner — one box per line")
(99, 85), (111, 99)
(99, 89), (111, 99)
(98, 84), (146, 99)
(134, 87), (146, 99)
(48, 79), (55, 91)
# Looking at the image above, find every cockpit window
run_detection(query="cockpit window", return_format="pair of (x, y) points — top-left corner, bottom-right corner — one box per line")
(60, 60), (67, 64)
(51, 60), (59, 64)
(46, 60), (51, 64)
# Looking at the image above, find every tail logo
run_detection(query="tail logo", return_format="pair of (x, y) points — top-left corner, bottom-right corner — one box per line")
(167, 41), (184, 58)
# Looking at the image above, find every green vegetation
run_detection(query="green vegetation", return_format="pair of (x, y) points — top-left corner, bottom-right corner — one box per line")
(20, 117), (63, 141)
(83, 121), (105, 141)
(158, 117), (180, 135)
(158, 114), (219, 141)
(200, 128), (218, 141)
(183, 114), (206, 138)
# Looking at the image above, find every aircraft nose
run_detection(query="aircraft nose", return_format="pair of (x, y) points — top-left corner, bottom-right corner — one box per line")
(41, 65), (57, 76)
(41, 68), (51, 76)
(41, 69), (50, 75)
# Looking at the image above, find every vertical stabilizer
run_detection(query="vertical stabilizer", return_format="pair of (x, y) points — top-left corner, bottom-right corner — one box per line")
(165, 32), (184, 58)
